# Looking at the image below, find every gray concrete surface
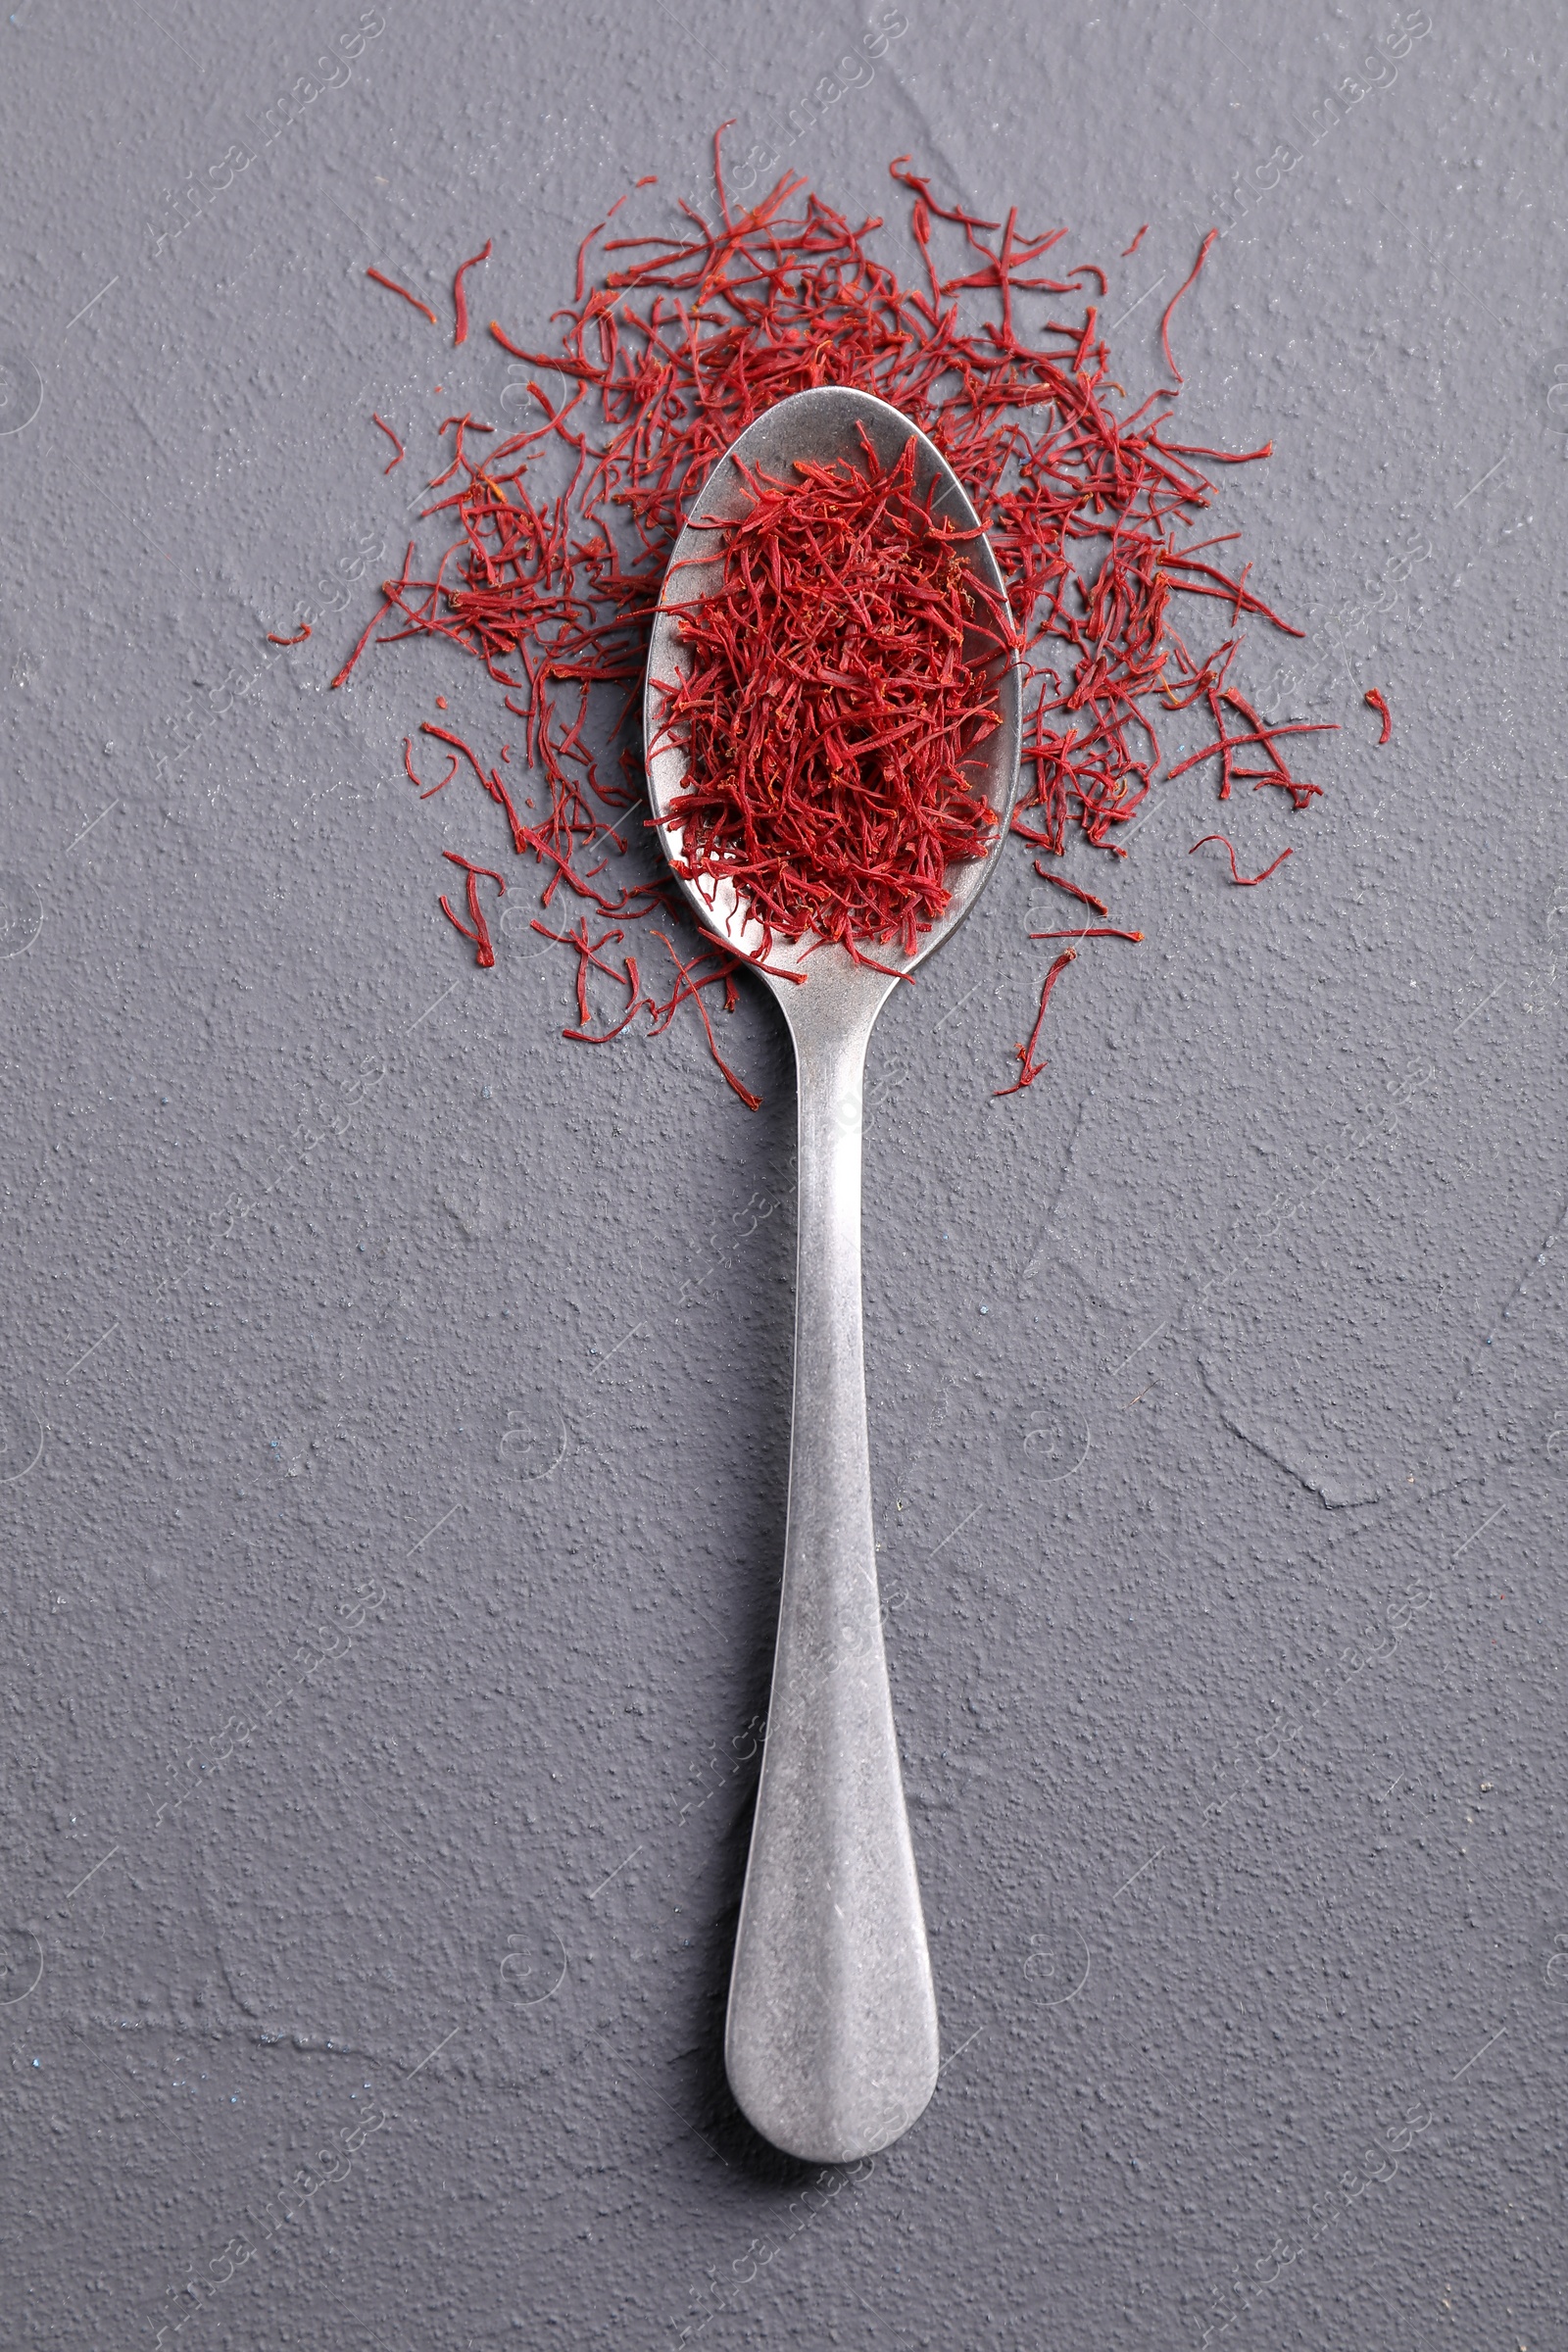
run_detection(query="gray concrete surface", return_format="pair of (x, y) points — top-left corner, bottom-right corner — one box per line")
(1, 3), (1563, 2346)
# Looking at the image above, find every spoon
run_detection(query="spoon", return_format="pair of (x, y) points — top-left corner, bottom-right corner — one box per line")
(644, 384), (1022, 2163)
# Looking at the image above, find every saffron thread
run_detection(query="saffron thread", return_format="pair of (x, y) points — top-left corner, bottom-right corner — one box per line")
(452, 238), (493, 346)
(1189, 833), (1293, 886)
(994, 950), (1076, 1098)
(366, 266), (438, 328)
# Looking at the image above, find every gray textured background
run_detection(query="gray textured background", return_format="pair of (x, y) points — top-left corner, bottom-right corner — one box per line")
(1, 2), (1563, 2346)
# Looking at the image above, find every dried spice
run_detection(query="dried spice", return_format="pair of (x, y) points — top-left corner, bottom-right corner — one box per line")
(1039, 872), (1110, 918)
(366, 266), (436, 328)
(1158, 229), (1217, 385)
(1189, 833), (1293, 887)
(451, 239), (492, 346)
(995, 950), (1076, 1099)
(333, 135), (1328, 1102)
(439, 851), (505, 966)
(1364, 687), (1393, 743)
(1030, 925), (1145, 942)
(655, 435), (1013, 961)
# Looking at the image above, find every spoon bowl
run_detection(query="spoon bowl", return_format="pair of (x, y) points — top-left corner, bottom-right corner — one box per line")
(646, 383), (1023, 1005)
(644, 384), (1022, 2163)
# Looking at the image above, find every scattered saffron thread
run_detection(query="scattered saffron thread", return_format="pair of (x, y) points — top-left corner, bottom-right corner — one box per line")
(649, 928), (762, 1108)
(1364, 686), (1393, 744)
(1189, 833), (1293, 886)
(267, 623), (311, 646)
(1162, 687), (1334, 805)
(1158, 228), (1218, 384)
(404, 737), (457, 797)
(452, 238), (492, 345)
(372, 413), (405, 472)
(366, 266), (439, 327)
(994, 950), (1076, 1098)
(439, 852), (506, 966)
(1029, 925), (1144, 942)
(1038, 872), (1111, 917)
(333, 139), (1325, 1102)
(1122, 223), (1150, 257)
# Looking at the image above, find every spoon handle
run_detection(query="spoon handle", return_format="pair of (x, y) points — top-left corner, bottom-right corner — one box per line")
(725, 1006), (939, 2163)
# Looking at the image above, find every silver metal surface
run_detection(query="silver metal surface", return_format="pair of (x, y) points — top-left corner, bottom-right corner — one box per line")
(644, 386), (1022, 2163)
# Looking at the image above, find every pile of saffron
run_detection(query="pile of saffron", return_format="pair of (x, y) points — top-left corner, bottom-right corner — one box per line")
(330, 133), (1332, 1102)
(657, 435), (1011, 960)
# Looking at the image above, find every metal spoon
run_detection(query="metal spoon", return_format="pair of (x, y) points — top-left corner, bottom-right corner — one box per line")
(644, 385), (1022, 2164)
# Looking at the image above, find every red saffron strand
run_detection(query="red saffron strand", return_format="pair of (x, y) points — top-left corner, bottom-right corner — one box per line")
(689, 920), (807, 984)
(372, 413), (405, 472)
(421, 721), (529, 846)
(452, 238), (492, 346)
(439, 851), (507, 966)
(533, 914), (651, 1041)
(1364, 686), (1393, 744)
(419, 721), (492, 787)
(1036, 871), (1111, 917)
(486, 319), (533, 361)
(994, 950), (1076, 1098)
(1189, 833), (1294, 886)
(1122, 222), (1150, 257)
(1029, 926), (1144, 942)
(267, 623), (311, 646)
(1158, 228), (1218, 383)
(649, 929), (761, 1109)
(404, 737), (458, 797)
(366, 266), (439, 328)
(329, 538), (416, 691)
